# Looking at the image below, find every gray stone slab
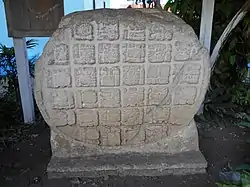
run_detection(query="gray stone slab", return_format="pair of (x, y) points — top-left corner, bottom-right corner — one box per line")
(34, 8), (210, 179)
(47, 151), (207, 178)
(35, 8), (211, 148)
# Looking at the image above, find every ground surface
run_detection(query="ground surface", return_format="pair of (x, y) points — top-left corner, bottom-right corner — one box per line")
(0, 121), (249, 187)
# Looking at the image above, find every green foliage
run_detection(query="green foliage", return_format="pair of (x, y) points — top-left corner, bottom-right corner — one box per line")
(217, 171), (250, 187)
(216, 183), (244, 187)
(236, 165), (250, 172)
(0, 39), (38, 122)
(164, 0), (250, 124)
(0, 94), (22, 126)
(0, 40), (38, 79)
(164, 0), (201, 36)
(0, 40), (40, 150)
(231, 84), (250, 106)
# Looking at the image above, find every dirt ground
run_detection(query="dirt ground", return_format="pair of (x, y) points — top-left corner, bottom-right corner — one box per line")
(0, 121), (250, 187)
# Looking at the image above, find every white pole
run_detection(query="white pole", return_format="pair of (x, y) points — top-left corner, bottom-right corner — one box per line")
(199, 0), (215, 53)
(13, 38), (35, 124)
(197, 0), (215, 115)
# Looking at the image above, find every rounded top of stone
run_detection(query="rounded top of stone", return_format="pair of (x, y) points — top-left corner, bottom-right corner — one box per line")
(35, 8), (210, 147)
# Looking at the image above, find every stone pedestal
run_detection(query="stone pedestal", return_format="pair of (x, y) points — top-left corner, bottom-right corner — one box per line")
(48, 152), (207, 178)
(34, 8), (210, 178)
(47, 120), (207, 178)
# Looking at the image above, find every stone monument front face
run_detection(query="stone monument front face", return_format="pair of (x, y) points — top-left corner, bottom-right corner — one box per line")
(35, 8), (210, 177)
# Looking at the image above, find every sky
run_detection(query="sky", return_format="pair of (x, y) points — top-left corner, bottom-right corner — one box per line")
(0, 0), (108, 57)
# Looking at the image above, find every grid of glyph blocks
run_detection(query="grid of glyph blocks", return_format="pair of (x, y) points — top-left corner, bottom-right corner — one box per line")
(42, 20), (202, 146)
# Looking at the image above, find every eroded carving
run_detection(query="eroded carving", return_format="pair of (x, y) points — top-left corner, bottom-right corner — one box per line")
(147, 86), (171, 105)
(74, 67), (97, 87)
(149, 24), (173, 41)
(173, 63), (201, 84)
(100, 66), (120, 87)
(123, 22), (145, 41)
(121, 107), (143, 126)
(123, 87), (144, 107)
(100, 126), (121, 146)
(97, 19), (119, 41)
(174, 86), (197, 105)
(121, 126), (145, 145)
(99, 88), (121, 107)
(35, 9), (210, 147)
(73, 23), (94, 40)
(85, 127), (100, 145)
(51, 90), (74, 109)
(75, 89), (98, 108)
(99, 108), (121, 126)
(147, 64), (170, 84)
(98, 43), (120, 64)
(46, 68), (71, 88)
(122, 43), (145, 63)
(148, 44), (172, 63)
(54, 43), (69, 65)
(144, 106), (170, 124)
(145, 125), (168, 143)
(77, 109), (98, 126)
(72, 44), (95, 64)
(52, 110), (76, 126)
(123, 65), (145, 85)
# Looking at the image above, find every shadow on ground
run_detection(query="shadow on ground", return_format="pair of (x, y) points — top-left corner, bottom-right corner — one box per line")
(0, 121), (249, 187)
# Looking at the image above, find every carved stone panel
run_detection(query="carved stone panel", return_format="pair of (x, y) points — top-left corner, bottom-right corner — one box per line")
(35, 9), (210, 148)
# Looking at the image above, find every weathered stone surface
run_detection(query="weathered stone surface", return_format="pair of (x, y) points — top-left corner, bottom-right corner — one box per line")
(47, 150), (207, 178)
(34, 8), (210, 177)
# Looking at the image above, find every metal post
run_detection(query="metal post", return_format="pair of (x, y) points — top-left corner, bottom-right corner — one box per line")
(93, 0), (96, 9)
(103, 1), (106, 8)
(13, 37), (35, 124)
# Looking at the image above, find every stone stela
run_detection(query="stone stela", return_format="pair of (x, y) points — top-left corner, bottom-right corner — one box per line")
(34, 8), (211, 178)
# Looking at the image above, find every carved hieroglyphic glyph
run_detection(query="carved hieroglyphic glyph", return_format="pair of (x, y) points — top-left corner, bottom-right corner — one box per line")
(35, 9), (210, 147)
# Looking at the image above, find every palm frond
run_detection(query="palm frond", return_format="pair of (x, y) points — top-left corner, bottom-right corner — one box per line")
(26, 39), (38, 49)
(211, 0), (250, 70)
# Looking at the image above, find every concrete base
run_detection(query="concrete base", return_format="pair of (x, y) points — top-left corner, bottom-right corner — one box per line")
(47, 151), (207, 179)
